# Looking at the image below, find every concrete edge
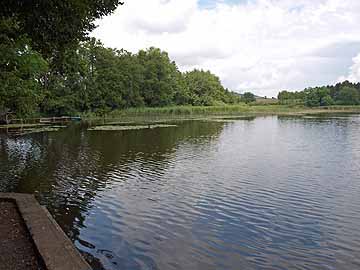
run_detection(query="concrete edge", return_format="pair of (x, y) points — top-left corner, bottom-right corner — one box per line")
(0, 193), (91, 270)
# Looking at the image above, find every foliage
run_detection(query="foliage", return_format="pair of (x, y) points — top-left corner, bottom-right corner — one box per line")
(277, 90), (305, 105)
(321, 95), (334, 106)
(1, 0), (124, 117)
(183, 70), (235, 106)
(1, 0), (121, 58)
(337, 86), (359, 105)
(241, 92), (256, 104)
(0, 18), (48, 117)
(278, 90), (305, 100)
(1, 32), (242, 117)
(278, 81), (360, 107)
(137, 47), (180, 107)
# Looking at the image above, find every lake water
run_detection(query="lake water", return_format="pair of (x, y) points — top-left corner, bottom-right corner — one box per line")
(1, 115), (360, 270)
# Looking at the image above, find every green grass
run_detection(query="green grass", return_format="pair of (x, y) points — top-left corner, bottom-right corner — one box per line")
(98, 104), (360, 118)
(76, 104), (360, 126)
(107, 104), (291, 117)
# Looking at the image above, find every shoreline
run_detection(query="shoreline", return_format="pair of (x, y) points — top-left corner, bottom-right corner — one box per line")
(82, 105), (360, 119)
(1, 105), (360, 130)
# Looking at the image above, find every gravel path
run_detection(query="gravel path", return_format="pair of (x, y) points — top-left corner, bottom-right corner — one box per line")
(0, 201), (45, 270)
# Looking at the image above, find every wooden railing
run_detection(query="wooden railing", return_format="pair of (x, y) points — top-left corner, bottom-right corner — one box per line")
(4, 116), (81, 125)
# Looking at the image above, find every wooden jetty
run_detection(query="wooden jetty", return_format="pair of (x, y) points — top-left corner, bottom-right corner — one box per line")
(0, 116), (81, 136)
(39, 116), (81, 125)
(6, 116), (82, 125)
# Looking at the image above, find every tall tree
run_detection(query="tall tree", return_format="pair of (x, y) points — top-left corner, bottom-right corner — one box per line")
(184, 69), (228, 106)
(137, 48), (180, 107)
(0, 18), (48, 116)
(242, 92), (256, 104)
(1, 0), (122, 58)
(337, 86), (359, 105)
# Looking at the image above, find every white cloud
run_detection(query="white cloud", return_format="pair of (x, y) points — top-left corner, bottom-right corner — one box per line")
(92, 0), (360, 97)
(338, 53), (360, 83)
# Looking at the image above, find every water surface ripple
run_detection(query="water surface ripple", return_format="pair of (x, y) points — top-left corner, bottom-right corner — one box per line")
(1, 115), (360, 270)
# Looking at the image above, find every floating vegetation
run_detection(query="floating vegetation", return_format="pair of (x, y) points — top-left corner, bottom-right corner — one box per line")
(216, 116), (257, 121)
(24, 127), (61, 134)
(105, 119), (176, 126)
(0, 123), (46, 130)
(303, 114), (354, 119)
(198, 115), (257, 123)
(88, 124), (177, 131)
(1, 127), (62, 137)
(204, 119), (237, 123)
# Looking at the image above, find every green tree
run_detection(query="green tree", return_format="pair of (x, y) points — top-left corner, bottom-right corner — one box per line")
(41, 42), (95, 116)
(137, 47), (180, 107)
(281, 81), (360, 107)
(304, 87), (331, 107)
(337, 86), (359, 105)
(321, 95), (334, 106)
(0, 18), (48, 117)
(0, 1), (124, 117)
(278, 90), (305, 105)
(184, 69), (228, 106)
(223, 89), (241, 104)
(1, 0), (122, 58)
(242, 92), (256, 104)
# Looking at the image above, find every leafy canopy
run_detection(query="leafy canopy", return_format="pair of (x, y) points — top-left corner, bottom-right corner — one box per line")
(278, 81), (360, 107)
(1, 0), (122, 57)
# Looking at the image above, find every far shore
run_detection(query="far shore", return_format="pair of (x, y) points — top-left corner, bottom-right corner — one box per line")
(2, 105), (360, 130)
(81, 104), (360, 119)
(0, 105), (359, 135)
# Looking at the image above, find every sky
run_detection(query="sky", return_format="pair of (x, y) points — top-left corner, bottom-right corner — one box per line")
(92, 0), (360, 97)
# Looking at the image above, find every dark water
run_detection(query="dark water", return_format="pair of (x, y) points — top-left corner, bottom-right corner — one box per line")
(1, 115), (360, 270)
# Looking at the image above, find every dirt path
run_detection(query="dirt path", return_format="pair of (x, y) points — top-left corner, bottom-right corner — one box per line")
(0, 201), (45, 270)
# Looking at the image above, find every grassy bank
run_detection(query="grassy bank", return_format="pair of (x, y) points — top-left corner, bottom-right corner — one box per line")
(81, 104), (360, 119)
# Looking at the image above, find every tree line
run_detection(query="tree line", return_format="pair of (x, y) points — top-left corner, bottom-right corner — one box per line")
(0, 1), (241, 117)
(278, 81), (360, 107)
(36, 39), (242, 116)
(1, 35), (241, 117)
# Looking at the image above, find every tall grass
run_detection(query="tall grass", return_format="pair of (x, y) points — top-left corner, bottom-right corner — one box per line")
(108, 104), (305, 117)
(80, 104), (360, 121)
